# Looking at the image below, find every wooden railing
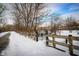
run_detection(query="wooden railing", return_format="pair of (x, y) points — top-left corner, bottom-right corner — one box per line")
(47, 34), (79, 56)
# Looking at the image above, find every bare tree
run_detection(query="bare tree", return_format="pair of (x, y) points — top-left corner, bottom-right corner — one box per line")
(0, 4), (5, 32)
(14, 3), (46, 41)
(65, 17), (77, 32)
(50, 16), (60, 34)
(0, 4), (5, 23)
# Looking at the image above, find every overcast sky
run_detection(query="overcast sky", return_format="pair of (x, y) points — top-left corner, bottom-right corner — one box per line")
(2, 3), (15, 24)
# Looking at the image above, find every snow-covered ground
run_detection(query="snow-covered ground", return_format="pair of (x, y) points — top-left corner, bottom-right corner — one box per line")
(0, 31), (70, 56)
(0, 30), (79, 56)
(57, 30), (79, 37)
(48, 30), (79, 56)
(0, 32), (9, 37)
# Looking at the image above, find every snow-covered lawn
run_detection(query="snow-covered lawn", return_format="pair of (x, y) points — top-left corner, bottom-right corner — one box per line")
(1, 31), (70, 56)
(48, 30), (79, 56)
(57, 30), (79, 37)
(0, 30), (79, 56)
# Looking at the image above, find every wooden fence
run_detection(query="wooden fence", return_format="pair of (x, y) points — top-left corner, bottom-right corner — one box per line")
(47, 34), (79, 56)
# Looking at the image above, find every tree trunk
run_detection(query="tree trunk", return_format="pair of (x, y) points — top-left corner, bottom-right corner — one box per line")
(35, 30), (38, 41)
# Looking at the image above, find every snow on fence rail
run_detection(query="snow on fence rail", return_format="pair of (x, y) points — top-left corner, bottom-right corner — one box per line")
(48, 34), (79, 56)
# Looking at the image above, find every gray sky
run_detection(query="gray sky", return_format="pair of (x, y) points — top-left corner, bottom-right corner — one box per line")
(2, 3), (15, 25)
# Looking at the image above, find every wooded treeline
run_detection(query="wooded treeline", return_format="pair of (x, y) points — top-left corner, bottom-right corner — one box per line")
(0, 3), (79, 34)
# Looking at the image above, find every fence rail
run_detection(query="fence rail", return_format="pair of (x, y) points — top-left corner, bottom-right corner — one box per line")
(47, 34), (79, 56)
(49, 34), (79, 41)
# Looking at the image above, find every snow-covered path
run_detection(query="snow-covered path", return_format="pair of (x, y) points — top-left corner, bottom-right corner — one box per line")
(1, 32), (70, 56)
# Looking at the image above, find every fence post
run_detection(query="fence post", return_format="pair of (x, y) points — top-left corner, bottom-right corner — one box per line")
(46, 35), (49, 46)
(52, 35), (56, 48)
(68, 35), (73, 55)
(65, 38), (68, 44)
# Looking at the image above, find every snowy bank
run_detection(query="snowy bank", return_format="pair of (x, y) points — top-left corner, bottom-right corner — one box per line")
(1, 32), (70, 56)
(0, 32), (9, 37)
